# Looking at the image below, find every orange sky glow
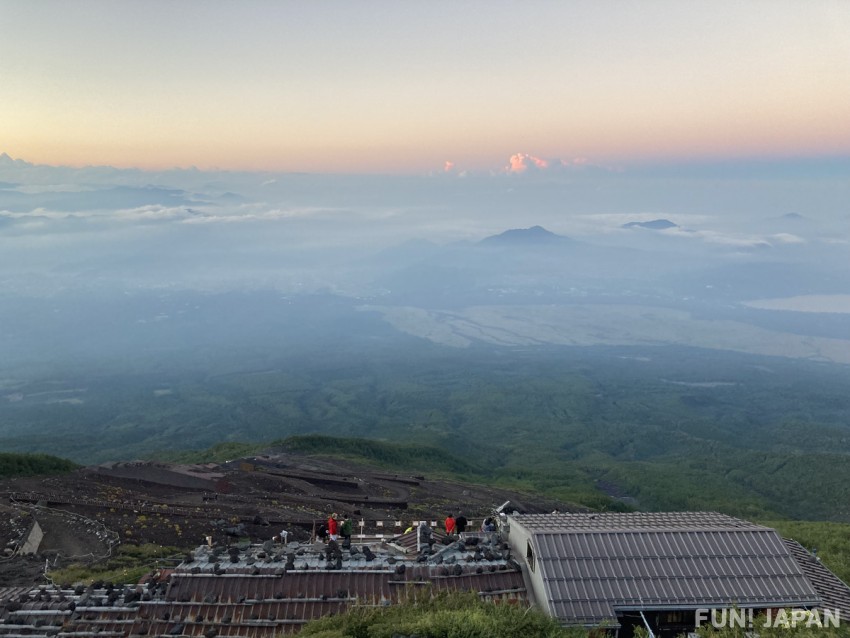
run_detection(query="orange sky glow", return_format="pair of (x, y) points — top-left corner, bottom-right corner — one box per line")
(2, 1), (849, 174)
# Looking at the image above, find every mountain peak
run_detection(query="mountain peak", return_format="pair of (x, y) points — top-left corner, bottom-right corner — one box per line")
(0, 152), (32, 168)
(480, 225), (571, 246)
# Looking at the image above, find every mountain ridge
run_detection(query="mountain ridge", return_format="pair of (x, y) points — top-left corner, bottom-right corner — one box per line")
(479, 225), (573, 246)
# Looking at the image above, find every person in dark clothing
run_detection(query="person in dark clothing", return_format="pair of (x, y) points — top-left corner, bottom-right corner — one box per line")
(455, 513), (468, 534)
(315, 523), (328, 542)
(340, 515), (353, 549)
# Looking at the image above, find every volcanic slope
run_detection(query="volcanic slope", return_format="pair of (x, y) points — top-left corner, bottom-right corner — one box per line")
(0, 449), (577, 586)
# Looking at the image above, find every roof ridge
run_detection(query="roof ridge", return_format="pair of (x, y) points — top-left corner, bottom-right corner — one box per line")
(530, 526), (773, 534)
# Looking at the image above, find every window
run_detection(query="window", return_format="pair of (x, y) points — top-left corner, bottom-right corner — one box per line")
(660, 611), (690, 627)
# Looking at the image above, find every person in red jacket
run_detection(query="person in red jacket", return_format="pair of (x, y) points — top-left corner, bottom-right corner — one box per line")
(444, 513), (456, 535)
(327, 513), (339, 541)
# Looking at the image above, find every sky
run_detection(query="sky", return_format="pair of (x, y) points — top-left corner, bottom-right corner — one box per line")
(2, 0), (850, 174)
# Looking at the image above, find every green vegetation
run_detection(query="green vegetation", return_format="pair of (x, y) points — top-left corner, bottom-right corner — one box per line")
(0, 452), (79, 478)
(695, 615), (850, 638)
(301, 592), (850, 638)
(158, 441), (266, 464)
(277, 435), (480, 476)
(48, 543), (182, 586)
(300, 591), (583, 638)
(3, 336), (850, 524)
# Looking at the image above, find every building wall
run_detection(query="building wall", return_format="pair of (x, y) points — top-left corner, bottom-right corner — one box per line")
(505, 515), (550, 615)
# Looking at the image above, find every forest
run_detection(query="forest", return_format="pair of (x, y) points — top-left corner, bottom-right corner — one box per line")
(0, 452), (79, 478)
(3, 318), (850, 525)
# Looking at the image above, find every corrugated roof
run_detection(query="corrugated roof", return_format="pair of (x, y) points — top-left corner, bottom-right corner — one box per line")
(513, 511), (768, 532)
(783, 538), (850, 619)
(511, 513), (822, 625)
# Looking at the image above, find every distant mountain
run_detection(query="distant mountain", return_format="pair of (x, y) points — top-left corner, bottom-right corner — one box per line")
(622, 219), (678, 230)
(0, 152), (32, 168)
(479, 225), (572, 246)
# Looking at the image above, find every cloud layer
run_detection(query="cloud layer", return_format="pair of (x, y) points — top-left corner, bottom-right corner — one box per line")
(0, 153), (847, 297)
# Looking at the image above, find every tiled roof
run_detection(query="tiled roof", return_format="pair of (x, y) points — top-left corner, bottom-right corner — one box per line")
(0, 590), (141, 638)
(0, 535), (525, 637)
(783, 538), (850, 618)
(511, 512), (821, 626)
(513, 511), (767, 532)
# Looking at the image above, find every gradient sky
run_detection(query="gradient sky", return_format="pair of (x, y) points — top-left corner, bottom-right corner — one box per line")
(2, 0), (850, 173)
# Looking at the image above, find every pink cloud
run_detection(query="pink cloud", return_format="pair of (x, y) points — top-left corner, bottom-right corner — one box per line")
(507, 153), (550, 173)
(505, 153), (609, 175)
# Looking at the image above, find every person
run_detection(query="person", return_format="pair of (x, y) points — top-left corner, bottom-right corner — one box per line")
(327, 513), (339, 541)
(481, 517), (496, 532)
(315, 522), (328, 543)
(340, 515), (353, 549)
(455, 513), (468, 534)
(444, 513), (456, 535)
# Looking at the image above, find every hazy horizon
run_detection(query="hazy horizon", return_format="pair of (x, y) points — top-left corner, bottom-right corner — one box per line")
(2, 1), (850, 472)
(2, 2), (850, 172)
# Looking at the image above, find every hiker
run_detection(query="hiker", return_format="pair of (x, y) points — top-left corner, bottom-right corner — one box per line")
(455, 513), (468, 534)
(340, 515), (353, 549)
(444, 513), (456, 535)
(327, 513), (339, 542)
(481, 517), (496, 532)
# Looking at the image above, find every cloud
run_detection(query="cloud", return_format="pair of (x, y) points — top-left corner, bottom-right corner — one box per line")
(663, 226), (776, 249)
(504, 153), (602, 175)
(0, 204), (193, 223)
(770, 233), (806, 244)
(179, 206), (341, 224)
(506, 153), (550, 173)
(116, 205), (197, 221)
(1, 153), (847, 290)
